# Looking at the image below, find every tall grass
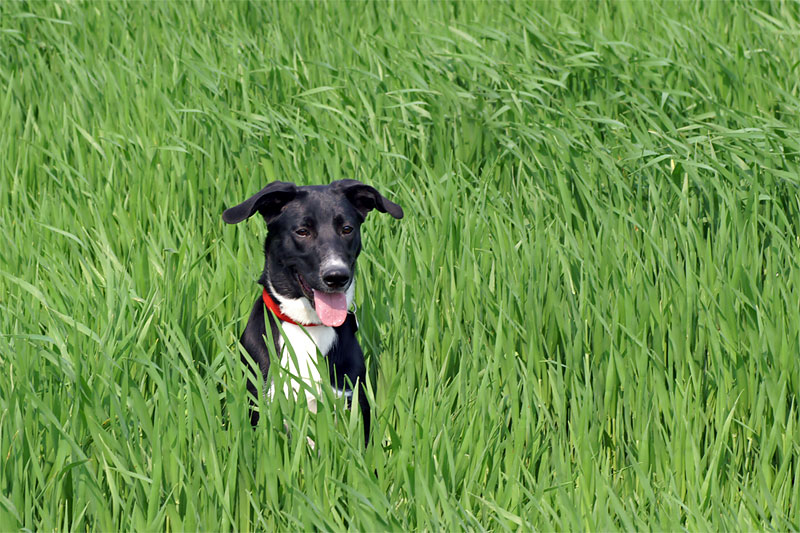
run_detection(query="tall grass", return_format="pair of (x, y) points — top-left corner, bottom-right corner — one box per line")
(1, 1), (799, 529)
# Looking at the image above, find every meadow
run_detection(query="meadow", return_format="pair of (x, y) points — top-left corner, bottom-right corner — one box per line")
(1, 1), (799, 529)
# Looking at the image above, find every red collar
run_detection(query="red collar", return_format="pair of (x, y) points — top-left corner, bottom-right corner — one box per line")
(262, 287), (321, 327)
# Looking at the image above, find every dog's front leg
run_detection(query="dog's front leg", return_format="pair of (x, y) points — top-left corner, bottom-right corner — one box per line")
(239, 296), (273, 426)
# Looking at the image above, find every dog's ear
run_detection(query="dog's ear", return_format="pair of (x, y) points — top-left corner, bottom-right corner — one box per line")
(334, 179), (404, 220)
(222, 181), (298, 224)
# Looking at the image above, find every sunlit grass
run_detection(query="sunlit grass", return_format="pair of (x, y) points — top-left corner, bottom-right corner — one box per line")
(1, 1), (799, 529)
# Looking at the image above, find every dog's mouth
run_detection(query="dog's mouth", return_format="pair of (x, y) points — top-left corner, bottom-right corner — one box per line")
(294, 270), (348, 327)
(295, 270), (315, 300)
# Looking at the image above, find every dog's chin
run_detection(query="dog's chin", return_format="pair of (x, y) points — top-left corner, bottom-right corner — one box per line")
(269, 273), (355, 327)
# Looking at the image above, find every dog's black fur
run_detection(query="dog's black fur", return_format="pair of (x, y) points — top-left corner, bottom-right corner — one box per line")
(223, 180), (403, 444)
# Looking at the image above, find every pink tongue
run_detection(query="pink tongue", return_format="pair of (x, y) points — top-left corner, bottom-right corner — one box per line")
(313, 290), (348, 327)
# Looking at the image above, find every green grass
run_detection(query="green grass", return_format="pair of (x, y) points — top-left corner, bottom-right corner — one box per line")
(2, 0), (800, 529)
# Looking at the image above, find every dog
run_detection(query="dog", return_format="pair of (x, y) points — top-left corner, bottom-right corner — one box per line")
(223, 179), (403, 444)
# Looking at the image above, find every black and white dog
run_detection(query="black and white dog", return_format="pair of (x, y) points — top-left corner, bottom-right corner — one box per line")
(223, 180), (403, 443)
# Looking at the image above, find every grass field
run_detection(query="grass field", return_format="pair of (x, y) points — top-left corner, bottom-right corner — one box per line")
(2, 1), (800, 530)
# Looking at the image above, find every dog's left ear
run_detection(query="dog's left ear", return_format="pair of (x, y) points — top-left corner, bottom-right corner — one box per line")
(222, 181), (298, 224)
(334, 180), (404, 220)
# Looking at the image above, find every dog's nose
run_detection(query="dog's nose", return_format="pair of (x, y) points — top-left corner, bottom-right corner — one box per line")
(321, 267), (351, 289)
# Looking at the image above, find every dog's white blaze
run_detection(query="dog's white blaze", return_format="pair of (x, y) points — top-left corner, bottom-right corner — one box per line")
(265, 281), (356, 407)
(321, 256), (349, 272)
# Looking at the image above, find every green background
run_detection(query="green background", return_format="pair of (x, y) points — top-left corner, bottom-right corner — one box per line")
(1, 1), (799, 529)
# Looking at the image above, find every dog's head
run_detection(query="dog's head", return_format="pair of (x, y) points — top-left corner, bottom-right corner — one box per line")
(223, 180), (403, 326)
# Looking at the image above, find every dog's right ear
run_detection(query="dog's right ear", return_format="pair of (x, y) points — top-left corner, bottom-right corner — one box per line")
(222, 182), (298, 224)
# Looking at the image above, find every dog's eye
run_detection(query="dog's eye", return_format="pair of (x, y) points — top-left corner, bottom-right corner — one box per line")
(295, 228), (310, 237)
(342, 225), (354, 235)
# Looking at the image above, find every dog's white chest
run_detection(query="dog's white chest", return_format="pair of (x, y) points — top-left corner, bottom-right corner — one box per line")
(266, 281), (355, 409)
(270, 323), (335, 411)
(279, 323), (336, 370)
